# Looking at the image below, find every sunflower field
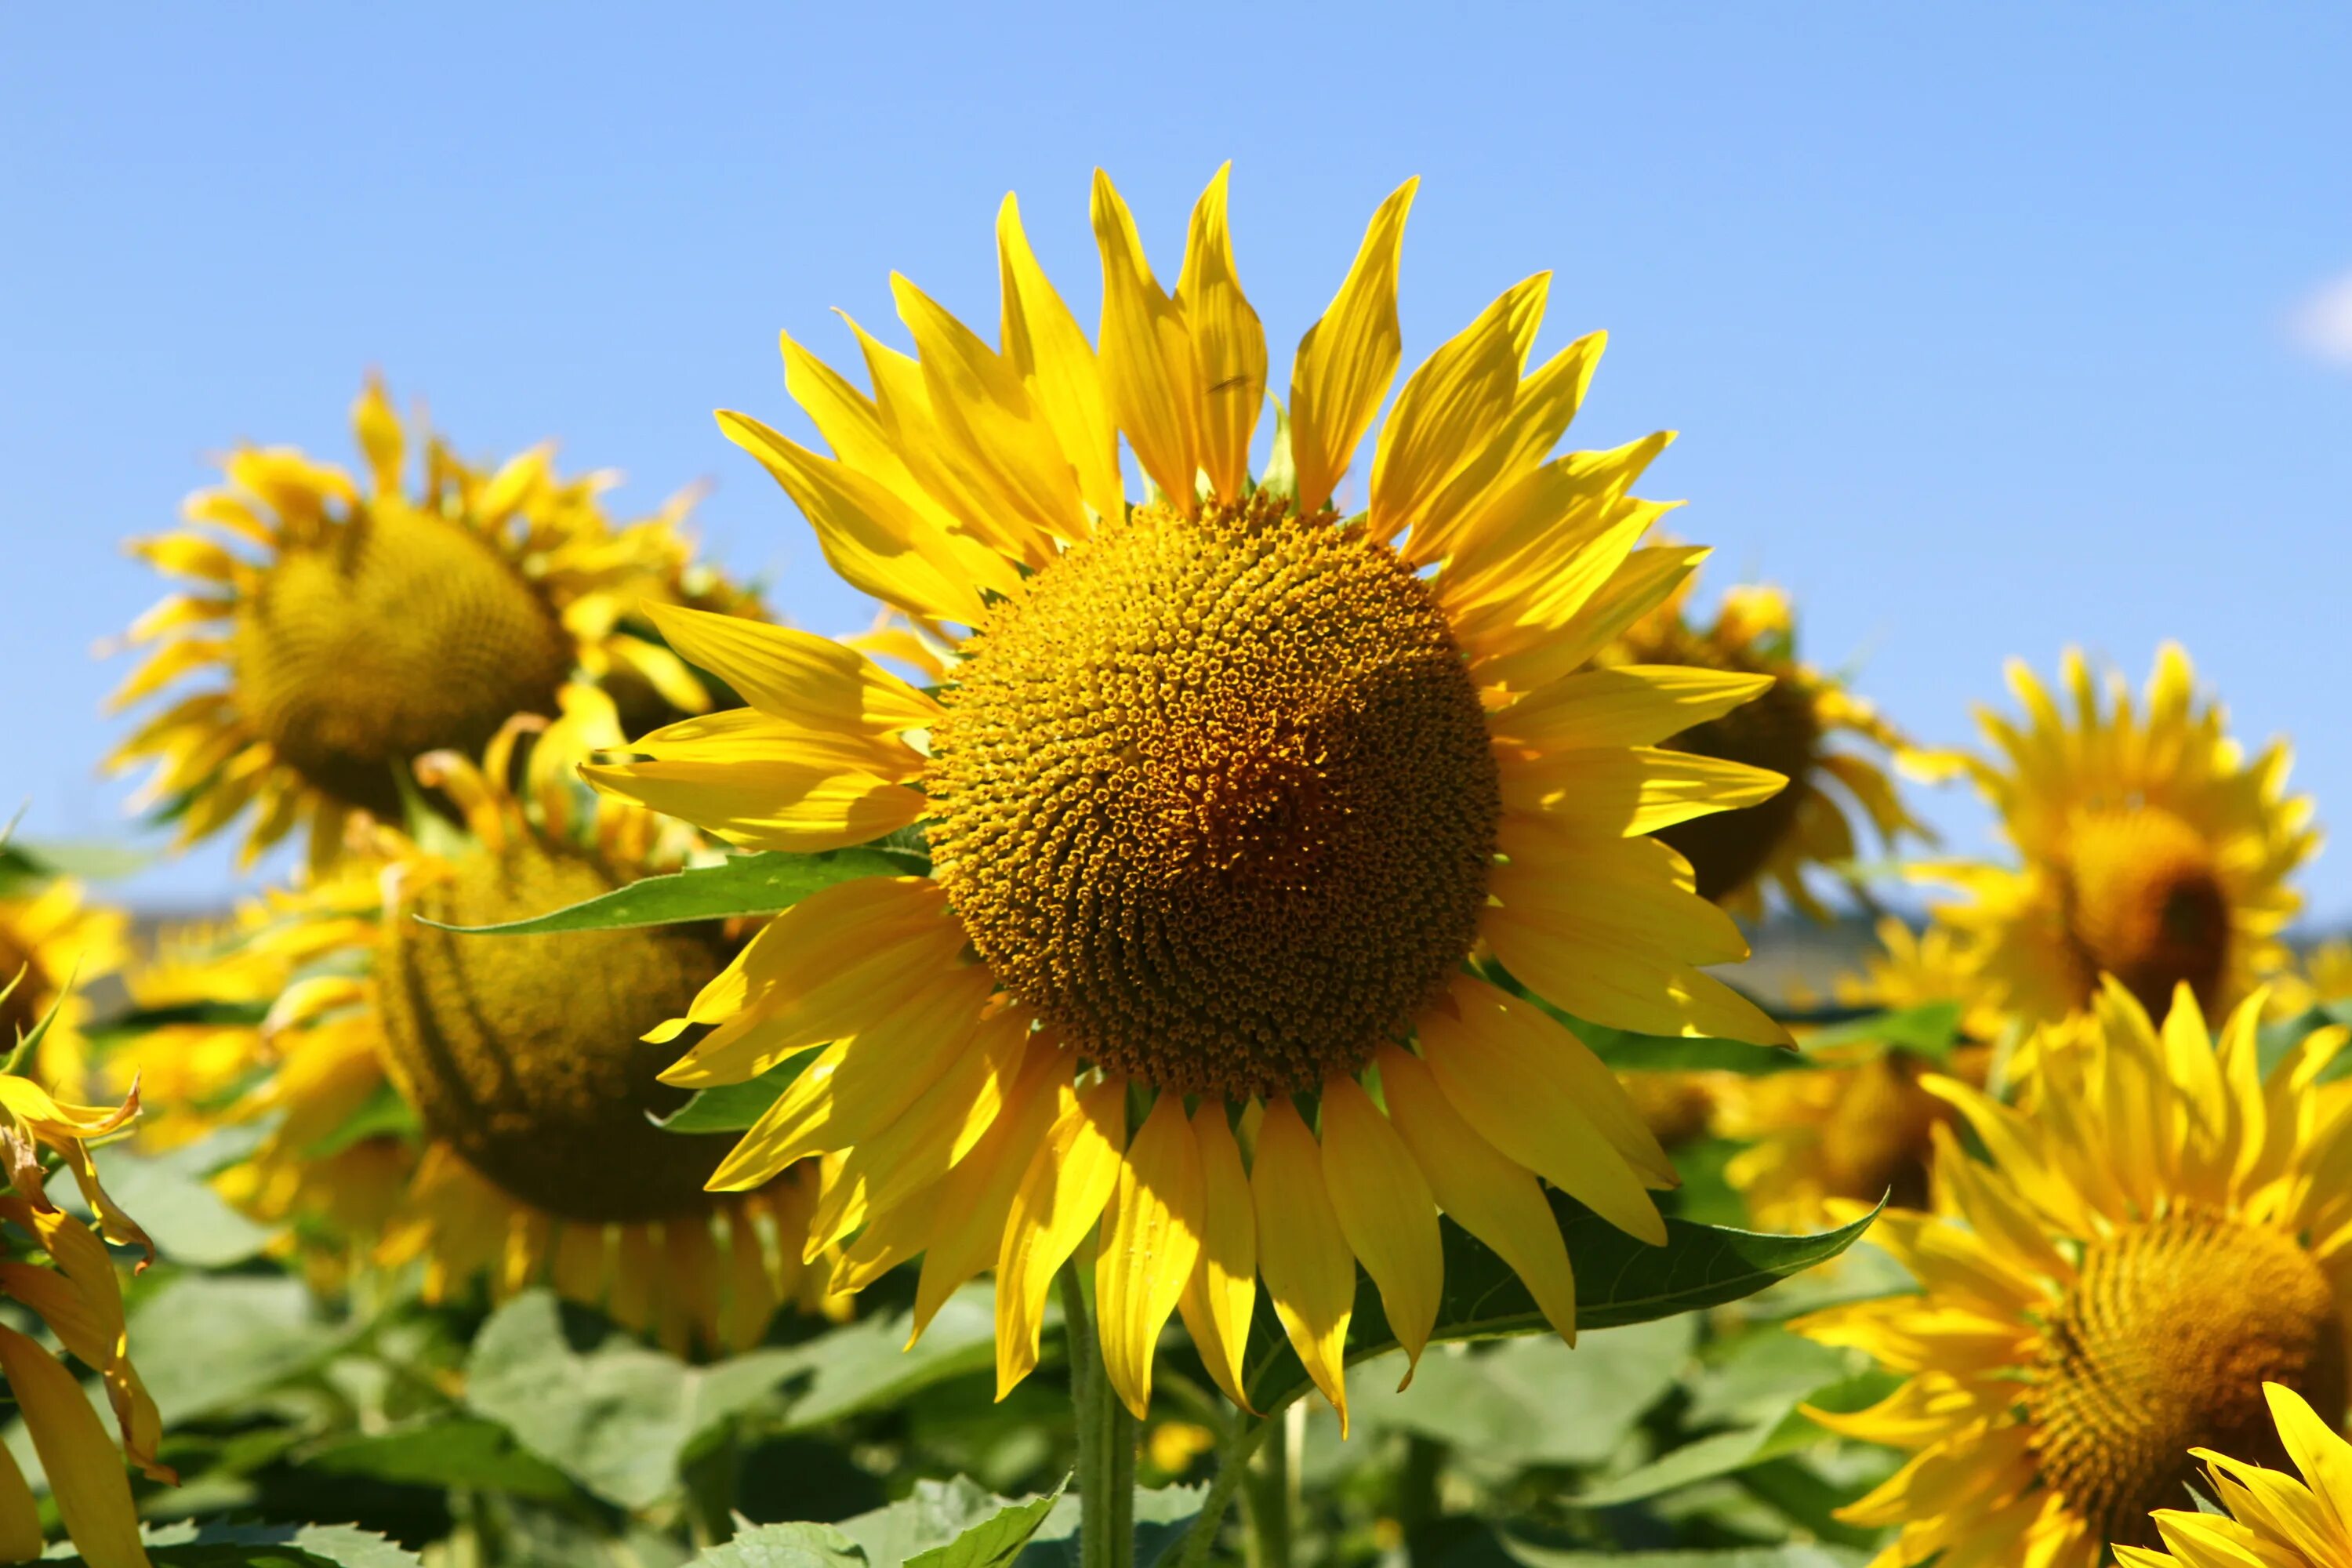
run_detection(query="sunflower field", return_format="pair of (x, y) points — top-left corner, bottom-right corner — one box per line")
(8, 14), (2352, 1567)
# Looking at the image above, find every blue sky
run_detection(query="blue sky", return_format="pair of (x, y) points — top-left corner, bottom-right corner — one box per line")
(5, 4), (2349, 922)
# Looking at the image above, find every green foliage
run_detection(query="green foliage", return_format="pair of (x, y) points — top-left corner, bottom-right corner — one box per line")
(50, 1522), (423, 1567)
(420, 847), (923, 935)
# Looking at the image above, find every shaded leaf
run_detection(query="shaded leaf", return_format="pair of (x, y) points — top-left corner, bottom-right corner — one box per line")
(299, 1414), (576, 1502)
(127, 1276), (343, 1424)
(421, 847), (921, 936)
(687, 1522), (866, 1568)
(833, 1476), (1064, 1568)
(1018, 1485), (1204, 1568)
(1576, 1372), (1896, 1505)
(771, 1286), (1007, 1435)
(60, 1520), (426, 1567)
(659, 1054), (817, 1134)
(1800, 1003), (1962, 1060)
(52, 1129), (273, 1269)
(1486, 1546), (1867, 1568)
(463, 1291), (696, 1509)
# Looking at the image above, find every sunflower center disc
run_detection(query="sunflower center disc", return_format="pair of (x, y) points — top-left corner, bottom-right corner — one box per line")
(375, 839), (734, 1224)
(2028, 1209), (2346, 1546)
(0, 922), (49, 1047)
(231, 505), (576, 818)
(1622, 623), (1819, 902)
(928, 495), (1501, 1099)
(2058, 806), (2230, 1014)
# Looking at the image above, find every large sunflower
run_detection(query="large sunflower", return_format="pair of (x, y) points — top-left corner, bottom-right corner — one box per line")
(2114, 1383), (2352, 1568)
(583, 166), (1794, 1427)
(0, 1072), (172, 1568)
(107, 377), (757, 870)
(1927, 645), (2316, 1027)
(117, 691), (835, 1353)
(0, 874), (128, 1098)
(1604, 575), (1927, 916)
(1793, 980), (2352, 1566)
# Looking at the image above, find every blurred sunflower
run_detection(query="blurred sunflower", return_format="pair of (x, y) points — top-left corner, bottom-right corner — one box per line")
(1603, 577), (1927, 916)
(585, 165), (1795, 1427)
(117, 691), (836, 1353)
(107, 377), (756, 872)
(2274, 938), (2352, 1019)
(0, 874), (128, 1098)
(1794, 980), (2352, 1566)
(0, 1070), (172, 1568)
(1926, 645), (2316, 1027)
(2114, 1383), (2352, 1568)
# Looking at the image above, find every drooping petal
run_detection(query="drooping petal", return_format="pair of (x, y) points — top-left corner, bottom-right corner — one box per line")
(909, 1040), (1072, 1340)
(1318, 1076), (1442, 1384)
(995, 1076), (1127, 1396)
(1250, 1097), (1357, 1433)
(0, 1323), (148, 1568)
(1289, 179), (1417, 514)
(1094, 1093), (1206, 1417)
(1176, 1104), (1258, 1411)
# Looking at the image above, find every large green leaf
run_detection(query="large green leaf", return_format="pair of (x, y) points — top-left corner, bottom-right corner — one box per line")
(1240, 1196), (1878, 1413)
(53, 1129), (274, 1269)
(833, 1476), (1065, 1568)
(659, 1054), (816, 1134)
(299, 1414), (577, 1502)
(125, 1276), (346, 1424)
(685, 1523), (866, 1568)
(1575, 1371), (1897, 1505)
(1018, 1485), (1204, 1568)
(1798, 1002), (1963, 1061)
(49, 1522), (426, 1567)
(420, 846), (921, 935)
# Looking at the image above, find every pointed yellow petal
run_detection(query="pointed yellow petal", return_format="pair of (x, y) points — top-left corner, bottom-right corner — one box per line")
(643, 604), (938, 735)
(1481, 543), (1709, 694)
(998, 194), (1123, 524)
(1318, 1076), (1441, 1383)
(0, 1323), (148, 1568)
(1175, 1104), (1258, 1411)
(1250, 1097), (1356, 1434)
(1290, 179), (1416, 514)
(582, 748), (924, 855)
(1404, 331), (1608, 569)
(1094, 1093), (1206, 1417)
(1499, 745), (1787, 837)
(1174, 163), (1266, 503)
(1488, 666), (1777, 753)
(1370, 274), (1548, 543)
(910, 1044), (1071, 1341)
(1480, 897), (1790, 1047)
(995, 1076), (1127, 1396)
(1092, 169), (1200, 506)
(0, 1436), (45, 1564)
(1491, 829), (1751, 971)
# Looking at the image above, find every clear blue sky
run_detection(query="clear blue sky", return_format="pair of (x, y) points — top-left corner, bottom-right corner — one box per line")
(5, 4), (2349, 923)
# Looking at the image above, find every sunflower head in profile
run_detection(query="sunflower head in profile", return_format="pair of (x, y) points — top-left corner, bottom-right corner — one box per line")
(584, 165), (1797, 1428)
(1603, 575), (1928, 917)
(1793, 979), (2352, 1567)
(0, 867), (128, 1099)
(107, 377), (756, 871)
(1927, 645), (2317, 1029)
(0, 1071), (173, 1567)
(121, 690), (837, 1354)
(2114, 1382), (2352, 1568)
(2274, 938), (2352, 1021)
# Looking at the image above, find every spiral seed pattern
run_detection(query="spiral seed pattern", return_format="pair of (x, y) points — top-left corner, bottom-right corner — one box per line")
(927, 495), (1500, 1098)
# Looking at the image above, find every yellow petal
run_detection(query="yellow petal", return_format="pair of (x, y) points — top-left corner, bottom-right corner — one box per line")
(1290, 179), (1417, 515)
(1250, 1097), (1356, 1434)
(1370, 274), (1548, 544)
(1498, 745), (1787, 838)
(994, 1076), (1127, 1396)
(1094, 1093), (1206, 1417)
(1175, 1104), (1258, 1411)
(2267, 1382), (2352, 1538)
(0, 1436), (45, 1564)
(1091, 169), (1200, 506)
(1416, 978), (1668, 1243)
(1317, 1076), (1441, 1385)
(1404, 330), (1608, 569)
(910, 1044), (1072, 1340)
(0, 1323), (148, 1568)
(998, 194), (1123, 524)
(642, 604), (938, 735)
(1439, 434), (1672, 620)
(1488, 666), (1777, 753)
(1481, 895), (1790, 1047)
(1376, 1044), (1577, 1343)
(1174, 163), (1266, 503)
(1482, 543), (1709, 694)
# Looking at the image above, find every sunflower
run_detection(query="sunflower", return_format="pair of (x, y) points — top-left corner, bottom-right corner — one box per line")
(1926, 645), (2316, 1028)
(106, 376), (757, 871)
(1603, 575), (1927, 916)
(1792, 979), (2352, 1566)
(0, 874), (128, 1099)
(2275, 939), (2352, 1020)
(0, 1072), (172, 1568)
(116, 690), (836, 1353)
(2115, 1383), (2352, 1568)
(582, 165), (1795, 1428)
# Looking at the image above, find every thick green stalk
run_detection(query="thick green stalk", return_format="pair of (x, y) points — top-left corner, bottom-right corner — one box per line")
(1060, 1265), (1136, 1568)
(1175, 1412), (1269, 1568)
(1240, 1404), (1300, 1568)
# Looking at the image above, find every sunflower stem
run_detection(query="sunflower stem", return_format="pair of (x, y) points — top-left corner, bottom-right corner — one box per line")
(1174, 1407), (1269, 1568)
(1240, 1403), (1301, 1568)
(1060, 1264), (1135, 1568)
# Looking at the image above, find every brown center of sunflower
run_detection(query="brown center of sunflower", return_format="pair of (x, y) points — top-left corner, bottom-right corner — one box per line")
(927, 495), (1500, 1099)
(0, 922), (49, 1047)
(2056, 807), (2230, 1014)
(374, 837), (735, 1224)
(231, 504), (576, 819)
(1624, 624), (1820, 903)
(1809, 1051), (1958, 1210)
(2028, 1209), (2346, 1546)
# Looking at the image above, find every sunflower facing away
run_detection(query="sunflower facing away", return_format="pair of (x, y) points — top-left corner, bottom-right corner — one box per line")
(118, 691), (836, 1353)
(1926, 645), (2317, 1029)
(1604, 575), (1927, 917)
(107, 377), (755, 871)
(0, 873), (128, 1099)
(2116, 1383), (2352, 1568)
(0, 1073), (171, 1568)
(1793, 979), (2352, 1566)
(583, 165), (1796, 1428)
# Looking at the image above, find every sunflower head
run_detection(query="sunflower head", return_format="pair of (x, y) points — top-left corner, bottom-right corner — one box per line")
(1607, 579), (1925, 916)
(108, 377), (752, 869)
(0, 874), (129, 1097)
(1795, 979), (2352, 1567)
(587, 165), (1804, 1425)
(2116, 1383), (2352, 1568)
(1929, 645), (2317, 1026)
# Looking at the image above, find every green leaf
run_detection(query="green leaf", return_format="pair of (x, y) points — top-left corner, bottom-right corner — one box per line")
(682, 1523), (866, 1568)
(1240, 1196), (1878, 1413)
(301, 1077), (421, 1157)
(1575, 1371), (1896, 1505)
(1346, 1318), (1694, 1467)
(1573, 1022), (1804, 1075)
(1682, 1324), (1858, 1428)
(125, 1276), (345, 1424)
(420, 846), (922, 936)
(54, 1521), (426, 1567)
(833, 1476), (1065, 1568)
(768, 1285), (1007, 1436)
(659, 1053), (815, 1134)
(1800, 1002), (1962, 1060)
(1018, 1485), (1204, 1568)
(299, 1414), (577, 1502)
(1483, 1546), (1867, 1568)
